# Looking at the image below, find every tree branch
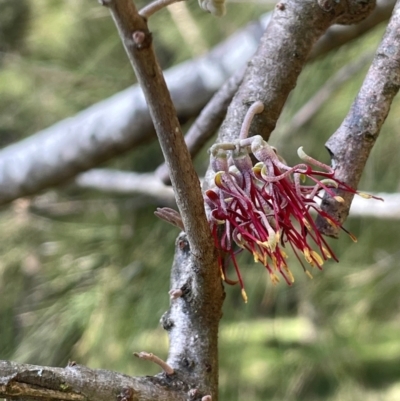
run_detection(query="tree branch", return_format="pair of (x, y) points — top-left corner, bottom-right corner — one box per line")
(133, 352), (174, 375)
(0, 9), (269, 206)
(75, 169), (400, 220)
(310, 0), (396, 58)
(156, 67), (245, 184)
(316, 0), (400, 236)
(0, 1), (394, 206)
(102, 1), (224, 399)
(205, 0), (376, 189)
(0, 360), (187, 401)
(102, 0), (210, 255)
(74, 169), (175, 206)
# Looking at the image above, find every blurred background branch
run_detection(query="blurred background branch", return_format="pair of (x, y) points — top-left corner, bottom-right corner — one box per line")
(0, 0), (395, 206)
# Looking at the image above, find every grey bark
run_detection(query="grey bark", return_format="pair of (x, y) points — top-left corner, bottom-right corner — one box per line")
(0, 11), (270, 206)
(0, 0), (395, 206)
(0, 233), (224, 401)
(0, 357), (187, 401)
(204, 0), (376, 188)
(317, 0), (400, 236)
(103, 0), (224, 399)
(0, 2), (397, 401)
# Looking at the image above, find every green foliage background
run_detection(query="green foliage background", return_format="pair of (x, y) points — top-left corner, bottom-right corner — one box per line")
(1, 1), (400, 400)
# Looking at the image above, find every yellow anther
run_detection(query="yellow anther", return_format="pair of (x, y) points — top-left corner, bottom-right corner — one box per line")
(325, 216), (338, 227)
(280, 258), (288, 268)
(271, 255), (278, 270)
(322, 247), (332, 259)
(303, 248), (312, 264)
(311, 251), (324, 266)
(253, 252), (260, 263)
(349, 232), (358, 243)
(270, 273), (280, 285)
(279, 248), (288, 259)
(257, 235), (277, 252)
(214, 171), (224, 187)
(241, 289), (248, 303)
(302, 218), (312, 231)
(358, 192), (373, 199)
(334, 196), (344, 203)
(252, 162), (264, 175)
(305, 270), (313, 279)
(286, 269), (295, 283)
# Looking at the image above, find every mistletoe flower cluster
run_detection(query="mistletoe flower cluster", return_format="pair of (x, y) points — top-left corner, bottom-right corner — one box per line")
(204, 103), (381, 302)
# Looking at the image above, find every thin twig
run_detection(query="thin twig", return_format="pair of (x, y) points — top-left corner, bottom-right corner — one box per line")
(156, 67), (244, 184)
(103, 0), (213, 257)
(139, 0), (185, 18)
(154, 207), (184, 230)
(133, 352), (175, 375)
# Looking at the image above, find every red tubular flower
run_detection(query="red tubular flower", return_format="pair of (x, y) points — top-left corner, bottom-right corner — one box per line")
(205, 136), (382, 302)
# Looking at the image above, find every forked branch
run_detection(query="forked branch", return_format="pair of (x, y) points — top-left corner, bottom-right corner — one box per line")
(317, 0), (400, 236)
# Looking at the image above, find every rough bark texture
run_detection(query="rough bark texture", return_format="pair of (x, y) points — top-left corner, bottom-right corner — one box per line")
(316, 0), (400, 236)
(310, 0), (396, 57)
(204, 0), (376, 189)
(0, 360), (187, 401)
(218, 0), (375, 143)
(161, 233), (224, 399)
(0, 232), (224, 401)
(103, 1), (224, 399)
